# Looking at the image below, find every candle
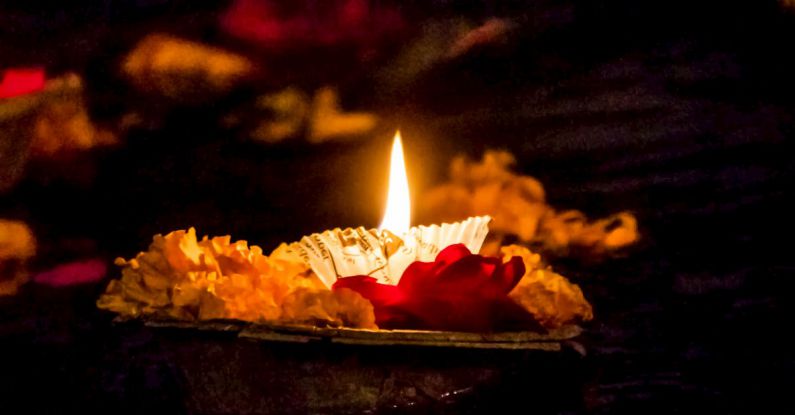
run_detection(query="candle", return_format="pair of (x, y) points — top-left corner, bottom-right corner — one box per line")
(291, 131), (491, 288)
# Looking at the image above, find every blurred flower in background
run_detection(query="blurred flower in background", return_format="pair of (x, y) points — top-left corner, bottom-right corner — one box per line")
(122, 34), (255, 103)
(0, 219), (36, 296)
(221, 0), (404, 58)
(247, 86), (377, 143)
(420, 150), (639, 259)
(32, 258), (107, 288)
(2, 70), (118, 193)
(0, 68), (45, 99)
(1, 68), (45, 193)
(30, 74), (117, 157)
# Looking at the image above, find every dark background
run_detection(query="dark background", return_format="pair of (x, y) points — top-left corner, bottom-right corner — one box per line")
(2, 0), (795, 413)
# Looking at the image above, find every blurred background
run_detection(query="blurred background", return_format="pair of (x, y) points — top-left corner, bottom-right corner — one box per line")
(2, 0), (795, 413)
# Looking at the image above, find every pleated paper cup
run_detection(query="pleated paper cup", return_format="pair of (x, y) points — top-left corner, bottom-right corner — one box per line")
(290, 216), (491, 288)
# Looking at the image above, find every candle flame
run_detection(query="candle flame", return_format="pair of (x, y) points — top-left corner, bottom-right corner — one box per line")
(379, 131), (411, 233)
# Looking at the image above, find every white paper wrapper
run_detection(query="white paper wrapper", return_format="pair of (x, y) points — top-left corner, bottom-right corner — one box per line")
(289, 216), (491, 288)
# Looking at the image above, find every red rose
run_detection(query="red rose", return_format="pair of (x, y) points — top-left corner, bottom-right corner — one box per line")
(333, 244), (543, 332)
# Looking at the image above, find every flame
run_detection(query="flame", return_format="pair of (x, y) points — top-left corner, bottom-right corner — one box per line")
(379, 131), (411, 233)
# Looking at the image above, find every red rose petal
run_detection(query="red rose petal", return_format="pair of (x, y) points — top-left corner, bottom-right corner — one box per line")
(434, 243), (472, 268)
(493, 256), (526, 293)
(434, 255), (500, 294)
(332, 243), (540, 332)
(333, 275), (404, 306)
(396, 259), (439, 293)
(399, 244), (487, 293)
(402, 295), (492, 331)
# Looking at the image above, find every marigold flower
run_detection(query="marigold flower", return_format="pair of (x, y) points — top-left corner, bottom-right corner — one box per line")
(501, 245), (594, 328)
(420, 150), (639, 258)
(97, 228), (374, 328)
